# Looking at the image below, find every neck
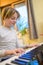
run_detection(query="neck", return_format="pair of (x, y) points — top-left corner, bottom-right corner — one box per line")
(3, 24), (11, 30)
(3, 19), (10, 27)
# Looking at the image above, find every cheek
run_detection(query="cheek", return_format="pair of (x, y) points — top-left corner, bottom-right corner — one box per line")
(7, 19), (12, 25)
(9, 20), (16, 25)
(11, 19), (16, 24)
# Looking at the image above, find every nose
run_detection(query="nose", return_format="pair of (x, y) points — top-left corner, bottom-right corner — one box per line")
(14, 19), (16, 22)
(12, 19), (16, 24)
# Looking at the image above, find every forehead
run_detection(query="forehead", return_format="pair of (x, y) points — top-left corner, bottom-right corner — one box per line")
(11, 12), (18, 18)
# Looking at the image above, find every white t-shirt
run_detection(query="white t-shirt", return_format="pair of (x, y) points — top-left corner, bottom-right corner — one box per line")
(0, 26), (25, 55)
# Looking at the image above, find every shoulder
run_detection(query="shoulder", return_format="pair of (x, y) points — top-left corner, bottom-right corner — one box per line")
(0, 26), (10, 37)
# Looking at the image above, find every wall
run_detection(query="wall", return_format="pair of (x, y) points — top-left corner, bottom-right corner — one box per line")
(32, 0), (43, 42)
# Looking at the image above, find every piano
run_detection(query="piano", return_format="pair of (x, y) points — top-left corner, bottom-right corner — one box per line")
(0, 42), (43, 65)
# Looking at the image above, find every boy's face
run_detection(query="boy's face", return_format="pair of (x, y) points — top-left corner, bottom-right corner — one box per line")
(5, 12), (18, 27)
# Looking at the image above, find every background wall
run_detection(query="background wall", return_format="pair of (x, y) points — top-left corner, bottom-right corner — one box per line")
(32, 0), (43, 42)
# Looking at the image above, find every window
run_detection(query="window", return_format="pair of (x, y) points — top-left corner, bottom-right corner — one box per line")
(14, 3), (29, 31)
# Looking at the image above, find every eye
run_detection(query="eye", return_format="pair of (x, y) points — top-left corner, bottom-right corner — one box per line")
(11, 17), (15, 20)
(11, 17), (17, 20)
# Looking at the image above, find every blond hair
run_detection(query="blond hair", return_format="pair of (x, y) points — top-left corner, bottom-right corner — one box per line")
(2, 7), (20, 20)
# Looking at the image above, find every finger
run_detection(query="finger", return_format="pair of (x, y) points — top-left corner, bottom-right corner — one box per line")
(12, 50), (18, 55)
(15, 49), (21, 53)
(18, 48), (25, 53)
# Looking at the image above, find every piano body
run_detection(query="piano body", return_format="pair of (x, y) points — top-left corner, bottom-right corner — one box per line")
(0, 43), (43, 65)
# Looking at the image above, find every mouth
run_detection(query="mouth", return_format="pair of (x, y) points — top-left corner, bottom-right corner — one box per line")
(11, 22), (16, 25)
